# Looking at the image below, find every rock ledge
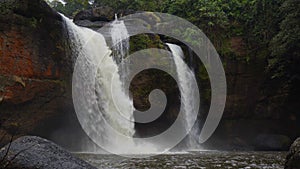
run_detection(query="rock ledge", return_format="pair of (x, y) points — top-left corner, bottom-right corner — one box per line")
(0, 136), (96, 169)
(285, 137), (300, 169)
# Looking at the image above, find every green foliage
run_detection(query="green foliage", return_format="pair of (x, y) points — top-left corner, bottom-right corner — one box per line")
(45, 0), (298, 84)
(268, 0), (300, 80)
(130, 34), (153, 52)
(29, 17), (38, 28)
(92, 0), (165, 11)
(166, 0), (229, 28)
(46, 0), (91, 17)
(244, 0), (283, 49)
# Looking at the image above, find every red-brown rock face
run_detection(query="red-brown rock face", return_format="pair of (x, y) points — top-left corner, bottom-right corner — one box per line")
(0, 0), (72, 146)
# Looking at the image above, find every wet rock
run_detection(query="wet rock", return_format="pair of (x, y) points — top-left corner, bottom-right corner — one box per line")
(73, 6), (138, 29)
(285, 137), (300, 169)
(253, 134), (292, 151)
(74, 6), (114, 22)
(0, 0), (72, 146)
(73, 6), (136, 23)
(73, 6), (114, 29)
(0, 136), (96, 169)
(74, 20), (107, 29)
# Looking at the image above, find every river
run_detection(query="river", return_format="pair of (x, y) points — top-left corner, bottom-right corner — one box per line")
(76, 151), (286, 169)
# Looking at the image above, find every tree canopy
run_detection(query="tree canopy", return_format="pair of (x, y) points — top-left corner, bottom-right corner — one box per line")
(46, 0), (299, 85)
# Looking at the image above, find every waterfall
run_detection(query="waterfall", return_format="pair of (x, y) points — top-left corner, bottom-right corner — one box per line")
(110, 15), (130, 84)
(60, 12), (200, 154)
(167, 43), (200, 149)
(62, 13), (161, 154)
(61, 14), (136, 153)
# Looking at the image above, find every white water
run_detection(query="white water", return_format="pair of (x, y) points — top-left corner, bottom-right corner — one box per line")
(167, 43), (200, 149)
(62, 14), (136, 153)
(63, 14), (162, 154)
(61, 13), (200, 154)
(110, 15), (130, 84)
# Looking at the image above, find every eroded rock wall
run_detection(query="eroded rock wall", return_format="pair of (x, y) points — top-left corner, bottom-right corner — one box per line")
(0, 0), (73, 147)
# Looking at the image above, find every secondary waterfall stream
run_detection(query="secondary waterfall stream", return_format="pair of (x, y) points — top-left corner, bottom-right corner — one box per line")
(61, 13), (200, 153)
(167, 43), (200, 149)
(110, 14), (130, 84)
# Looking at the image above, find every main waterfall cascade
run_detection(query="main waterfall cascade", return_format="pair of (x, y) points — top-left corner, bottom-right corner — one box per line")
(61, 13), (201, 153)
(62, 14), (138, 153)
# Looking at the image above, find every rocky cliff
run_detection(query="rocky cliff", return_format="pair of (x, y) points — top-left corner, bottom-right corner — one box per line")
(0, 0), (298, 151)
(0, 0), (73, 147)
(0, 136), (96, 169)
(73, 8), (300, 150)
(207, 54), (298, 150)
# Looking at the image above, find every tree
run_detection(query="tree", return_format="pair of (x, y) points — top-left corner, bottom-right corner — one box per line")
(268, 0), (300, 80)
(47, 0), (91, 17)
(244, 0), (283, 53)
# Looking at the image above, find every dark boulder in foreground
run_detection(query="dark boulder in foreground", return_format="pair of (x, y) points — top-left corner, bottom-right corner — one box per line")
(285, 137), (300, 169)
(253, 134), (292, 151)
(0, 136), (96, 169)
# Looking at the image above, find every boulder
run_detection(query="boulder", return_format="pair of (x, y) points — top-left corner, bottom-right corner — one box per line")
(285, 137), (300, 169)
(73, 6), (138, 29)
(253, 134), (292, 151)
(74, 20), (108, 29)
(0, 136), (96, 169)
(73, 6), (114, 29)
(74, 6), (114, 22)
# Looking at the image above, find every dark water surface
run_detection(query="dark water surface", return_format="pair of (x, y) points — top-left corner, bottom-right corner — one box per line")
(76, 151), (286, 169)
